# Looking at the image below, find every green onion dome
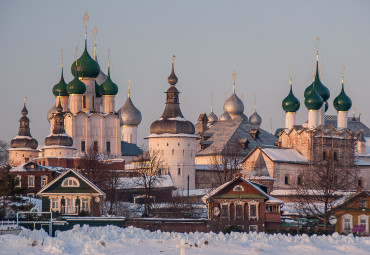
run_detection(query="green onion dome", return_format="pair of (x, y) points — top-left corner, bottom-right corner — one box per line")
(71, 42), (100, 78)
(304, 84), (323, 110)
(99, 67), (118, 96)
(66, 75), (86, 95)
(304, 62), (330, 102)
(52, 69), (69, 97)
(333, 83), (352, 112)
(282, 84), (300, 112)
(95, 81), (102, 98)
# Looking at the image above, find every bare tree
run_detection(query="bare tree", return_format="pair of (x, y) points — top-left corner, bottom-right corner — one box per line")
(293, 153), (358, 230)
(209, 143), (244, 187)
(0, 166), (22, 218)
(132, 149), (165, 217)
(0, 140), (9, 167)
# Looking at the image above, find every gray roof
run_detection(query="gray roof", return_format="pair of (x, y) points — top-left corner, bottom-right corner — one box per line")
(195, 118), (277, 157)
(121, 141), (142, 156)
(325, 115), (370, 137)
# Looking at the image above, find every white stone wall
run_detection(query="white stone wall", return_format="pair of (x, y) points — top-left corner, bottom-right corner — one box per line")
(102, 95), (115, 114)
(8, 149), (39, 167)
(42, 147), (75, 158)
(308, 110), (319, 129)
(121, 125), (138, 144)
(149, 136), (197, 190)
(337, 111), (348, 129)
(80, 78), (96, 112)
(55, 96), (69, 112)
(285, 112), (296, 130)
(69, 95), (83, 114)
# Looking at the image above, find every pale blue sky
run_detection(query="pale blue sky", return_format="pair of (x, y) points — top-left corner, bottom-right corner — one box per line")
(1, 0), (370, 147)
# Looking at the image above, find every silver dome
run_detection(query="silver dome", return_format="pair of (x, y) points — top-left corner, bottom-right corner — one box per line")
(208, 111), (218, 123)
(119, 96), (142, 126)
(219, 110), (231, 121)
(224, 93), (244, 119)
(249, 111), (262, 126)
(96, 70), (107, 85)
(47, 104), (56, 123)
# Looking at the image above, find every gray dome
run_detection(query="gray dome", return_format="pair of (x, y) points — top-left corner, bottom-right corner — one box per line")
(95, 70), (107, 85)
(208, 111), (218, 123)
(249, 111), (262, 126)
(119, 96), (142, 126)
(219, 110), (231, 121)
(224, 93), (244, 119)
(47, 104), (56, 123)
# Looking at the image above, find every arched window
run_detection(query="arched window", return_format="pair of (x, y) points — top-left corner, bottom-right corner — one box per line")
(284, 174), (291, 185)
(323, 151), (327, 160)
(62, 177), (80, 187)
(233, 185), (244, 191)
(342, 213), (353, 233)
(333, 151), (338, 161)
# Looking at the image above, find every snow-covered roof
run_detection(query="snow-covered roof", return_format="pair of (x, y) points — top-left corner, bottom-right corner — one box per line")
(145, 133), (198, 139)
(10, 162), (63, 173)
(271, 189), (355, 197)
(202, 177), (283, 204)
(117, 175), (174, 190)
(355, 159), (370, 166)
(173, 189), (209, 197)
(261, 148), (308, 164)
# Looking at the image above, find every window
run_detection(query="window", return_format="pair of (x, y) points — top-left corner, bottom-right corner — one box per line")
(27, 193), (34, 197)
(358, 178), (363, 188)
(358, 214), (369, 233)
(41, 176), (48, 187)
(106, 141), (111, 153)
(15, 175), (21, 188)
(342, 214), (353, 233)
(25, 157), (29, 163)
(178, 168), (181, 175)
(249, 225), (258, 232)
(334, 151), (338, 161)
(81, 141), (86, 152)
(236, 204), (243, 219)
(221, 204), (229, 218)
(284, 174), (291, 185)
(28, 175), (35, 187)
(297, 176), (303, 186)
(233, 185), (244, 192)
(172, 149), (174, 156)
(359, 197), (367, 208)
(250, 205), (257, 218)
(81, 198), (89, 212)
(83, 95), (86, 108)
(93, 141), (98, 152)
(62, 177), (80, 187)
(323, 151), (327, 160)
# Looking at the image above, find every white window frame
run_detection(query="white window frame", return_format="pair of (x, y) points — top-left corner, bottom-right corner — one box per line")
(27, 193), (34, 197)
(81, 198), (89, 212)
(28, 175), (35, 187)
(221, 203), (229, 219)
(248, 201), (260, 221)
(342, 213), (353, 233)
(51, 197), (60, 211)
(249, 225), (258, 232)
(41, 175), (48, 187)
(15, 175), (21, 188)
(233, 185), (244, 192)
(358, 214), (369, 233)
(235, 202), (244, 220)
(61, 177), (80, 187)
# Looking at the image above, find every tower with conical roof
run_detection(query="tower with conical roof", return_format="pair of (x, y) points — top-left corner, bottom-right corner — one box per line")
(118, 80), (142, 144)
(43, 99), (76, 158)
(304, 38), (330, 126)
(282, 67), (300, 129)
(224, 71), (245, 119)
(249, 94), (262, 127)
(147, 56), (197, 190)
(333, 66), (352, 129)
(8, 99), (39, 167)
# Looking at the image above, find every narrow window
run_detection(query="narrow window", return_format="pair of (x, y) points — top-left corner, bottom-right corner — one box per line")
(359, 197), (367, 208)
(250, 205), (257, 218)
(284, 175), (291, 185)
(106, 141), (111, 153)
(323, 151), (326, 160)
(93, 141), (98, 151)
(41, 176), (48, 187)
(178, 167), (181, 175)
(221, 204), (229, 218)
(28, 175), (35, 187)
(236, 204), (243, 218)
(83, 95), (86, 108)
(334, 151), (338, 161)
(81, 141), (86, 152)
(297, 176), (302, 185)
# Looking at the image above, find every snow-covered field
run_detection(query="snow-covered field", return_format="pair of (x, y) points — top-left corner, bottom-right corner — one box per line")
(1, 225), (370, 255)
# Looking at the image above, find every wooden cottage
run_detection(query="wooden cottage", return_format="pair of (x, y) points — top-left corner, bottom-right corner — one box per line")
(37, 169), (105, 216)
(202, 176), (283, 232)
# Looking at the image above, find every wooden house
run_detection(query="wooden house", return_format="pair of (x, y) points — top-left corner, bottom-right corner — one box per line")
(37, 169), (105, 216)
(202, 176), (283, 232)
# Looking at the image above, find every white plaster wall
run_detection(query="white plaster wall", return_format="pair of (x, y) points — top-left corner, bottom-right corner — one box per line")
(55, 96), (69, 112)
(43, 147), (74, 158)
(337, 111), (348, 129)
(121, 125), (138, 144)
(285, 112), (296, 130)
(81, 78), (95, 112)
(308, 110), (319, 129)
(102, 95), (115, 113)
(70, 95), (82, 114)
(318, 105), (325, 126)
(149, 136), (197, 190)
(8, 149), (39, 167)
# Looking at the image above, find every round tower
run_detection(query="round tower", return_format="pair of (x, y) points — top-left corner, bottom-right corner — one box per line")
(147, 56), (197, 190)
(43, 99), (76, 158)
(282, 67), (300, 129)
(8, 100), (39, 167)
(333, 67), (352, 129)
(118, 80), (142, 144)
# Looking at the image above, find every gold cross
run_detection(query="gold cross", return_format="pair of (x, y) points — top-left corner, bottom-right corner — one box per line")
(24, 96), (27, 103)
(232, 71), (236, 94)
(172, 55), (176, 64)
(75, 46), (78, 64)
(93, 26), (98, 43)
(83, 12), (89, 39)
(128, 80), (131, 98)
(341, 64), (345, 83)
(61, 48), (64, 68)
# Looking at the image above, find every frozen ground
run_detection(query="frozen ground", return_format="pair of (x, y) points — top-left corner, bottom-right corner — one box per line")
(1, 225), (370, 255)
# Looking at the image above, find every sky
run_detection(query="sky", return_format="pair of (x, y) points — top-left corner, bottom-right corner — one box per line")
(1, 0), (370, 147)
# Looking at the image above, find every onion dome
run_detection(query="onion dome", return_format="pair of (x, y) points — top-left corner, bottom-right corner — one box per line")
(304, 58), (330, 102)
(95, 81), (102, 98)
(208, 111), (218, 123)
(219, 110), (231, 121)
(304, 83), (323, 110)
(333, 82), (352, 112)
(96, 70), (107, 85)
(249, 111), (262, 126)
(10, 102), (38, 149)
(325, 101), (329, 112)
(71, 41), (100, 78)
(52, 69), (69, 97)
(282, 84), (300, 112)
(99, 67), (118, 96)
(47, 104), (57, 122)
(66, 75), (86, 95)
(44, 100), (73, 147)
(150, 57), (195, 135)
(119, 84), (142, 126)
(224, 72), (244, 119)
